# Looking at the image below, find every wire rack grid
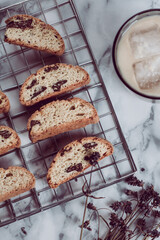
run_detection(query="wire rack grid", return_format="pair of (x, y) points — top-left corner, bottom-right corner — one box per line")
(0, 0), (136, 227)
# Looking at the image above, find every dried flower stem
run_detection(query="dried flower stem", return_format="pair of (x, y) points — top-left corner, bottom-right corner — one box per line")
(112, 228), (125, 240)
(99, 215), (110, 229)
(125, 205), (139, 225)
(135, 233), (142, 240)
(98, 214), (100, 239)
(79, 195), (89, 240)
(127, 209), (144, 227)
(80, 168), (94, 240)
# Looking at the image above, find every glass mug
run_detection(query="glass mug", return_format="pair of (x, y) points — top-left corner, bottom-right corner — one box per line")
(112, 9), (160, 100)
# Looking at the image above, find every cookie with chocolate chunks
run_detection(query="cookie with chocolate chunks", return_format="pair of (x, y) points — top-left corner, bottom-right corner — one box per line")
(4, 14), (65, 55)
(0, 166), (35, 202)
(0, 91), (10, 114)
(0, 126), (21, 155)
(47, 137), (113, 189)
(27, 97), (99, 143)
(19, 63), (90, 106)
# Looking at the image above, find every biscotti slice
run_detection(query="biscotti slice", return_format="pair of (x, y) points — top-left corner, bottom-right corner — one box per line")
(27, 97), (99, 143)
(0, 91), (10, 114)
(4, 14), (65, 55)
(19, 63), (90, 106)
(47, 137), (113, 188)
(0, 166), (35, 202)
(0, 126), (21, 155)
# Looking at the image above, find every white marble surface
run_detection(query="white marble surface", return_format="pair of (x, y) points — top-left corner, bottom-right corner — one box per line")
(1, 0), (160, 239)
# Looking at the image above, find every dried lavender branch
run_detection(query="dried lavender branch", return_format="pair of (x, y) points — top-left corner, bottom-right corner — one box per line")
(80, 174), (160, 240)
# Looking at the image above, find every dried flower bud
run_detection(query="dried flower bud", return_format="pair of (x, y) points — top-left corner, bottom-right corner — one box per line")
(152, 210), (160, 218)
(109, 213), (119, 228)
(83, 220), (90, 228)
(152, 195), (160, 207)
(136, 218), (146, 231)
(109, 213), (126, 230)
(87, 202), (97, 211)
(124, 189), (138, 198)
(80, 220), (92, 231)
(124, 201), (132, 214)
(125, 175), (144, 187)
(110, 201), (122, 211)
(87, 226), (92, 231)
(150, 229), (160, 238)
(140, 186), (157, 203)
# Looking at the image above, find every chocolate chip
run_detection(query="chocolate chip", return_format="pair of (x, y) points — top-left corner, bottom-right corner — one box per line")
(0, 99), (2, 104)
(103, 152), (107, 157)
(6, 173), (13, 177)
(70, 106), (75, 110)
(76, 113), (84, 116)
(4, 35), (8, 41)
(30, 120), (41, 128)
(31, 86), (47, 99)
(60, 146), (72, 156)
(0, 130), (12, 139)
(44, 65), (59, 72)
(54, 35), (58, 39)
(26, 79), (37, 89)
(83, 142), (98, 149)
(66, 163), (83, 173)
(52, 80), (67, 92)
(67, 98), (73, 102)
(84, 152), (100, 166)
(7, 19), (33, 29)
(42, 76), (45, 80)
(29, 120), (41, 140)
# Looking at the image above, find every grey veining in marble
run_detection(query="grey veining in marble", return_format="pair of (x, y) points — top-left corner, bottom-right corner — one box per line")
(1, 0), (160, 239)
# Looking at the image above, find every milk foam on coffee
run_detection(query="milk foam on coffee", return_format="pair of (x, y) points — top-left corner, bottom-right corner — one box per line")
(117, 15), (160, 96)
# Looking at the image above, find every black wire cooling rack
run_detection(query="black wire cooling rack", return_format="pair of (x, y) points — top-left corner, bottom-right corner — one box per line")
(0, 0), (137, 227)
